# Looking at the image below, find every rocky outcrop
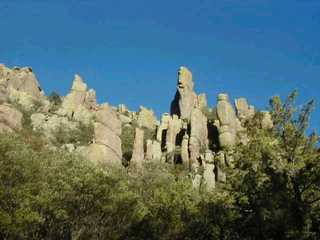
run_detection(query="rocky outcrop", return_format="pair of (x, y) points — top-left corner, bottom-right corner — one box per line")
(0, 63), (277, 190)
(57, 74), (96, 124)
(0, 104), (23, 132)
(0, 64), (49, 110)
(171, 66), (198, 120)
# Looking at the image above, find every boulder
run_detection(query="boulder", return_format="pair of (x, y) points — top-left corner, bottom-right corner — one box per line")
(0, 104), (23, 132)
(95, 104), (121, 136)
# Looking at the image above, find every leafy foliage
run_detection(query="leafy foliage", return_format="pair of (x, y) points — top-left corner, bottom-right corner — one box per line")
(1, 91), (319, 239)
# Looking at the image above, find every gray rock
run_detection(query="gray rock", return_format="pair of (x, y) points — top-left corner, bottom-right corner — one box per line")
(137, 106), (157, 130)
(203, 163), (215, 191)
(189, 108), (208, 166)
(216, 94), (238, 148)
(130, 128), (145, 167)
(235, 98), (255, 121)
(0, 104), (23, 132)
(171, 66), (198, 120)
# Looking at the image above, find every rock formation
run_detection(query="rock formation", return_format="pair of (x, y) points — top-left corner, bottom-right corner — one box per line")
(137, 106), (158, 130)
(0, 104), (23, 132)
(57, 74), (96, 124)
(0, 63), (276, 191)
(130, 128), (145, 167)
(235, 97), (255, 122)
(171, 66), (198, 120)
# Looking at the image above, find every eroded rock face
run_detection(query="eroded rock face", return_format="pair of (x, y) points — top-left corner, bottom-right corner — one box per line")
(0, 104), (23, 132)
(171, 66), (198, 120)
(0, 65), (49, 110)
(3, 66), (43, 98)
(137, 106), (157, 130)
(130, 128), (145, 167)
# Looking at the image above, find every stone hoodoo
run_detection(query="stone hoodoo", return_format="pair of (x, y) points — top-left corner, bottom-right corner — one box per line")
(171, 66), (198, 120)
(130, 128), (145, 167)
(215, 94), (241, 148)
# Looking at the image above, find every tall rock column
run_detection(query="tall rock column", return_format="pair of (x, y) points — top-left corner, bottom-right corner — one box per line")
(165, 115), (182, 162)
(189, 108), (208, 169)
(170, 66), (198, 120)
(216, 94), (240, 148)
(131, 128), (145, 167)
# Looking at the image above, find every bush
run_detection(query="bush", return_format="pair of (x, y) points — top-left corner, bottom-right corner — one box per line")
(52, 121), (94, 147)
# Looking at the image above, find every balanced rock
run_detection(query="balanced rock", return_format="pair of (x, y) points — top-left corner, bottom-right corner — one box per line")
(171, 66), (198, 120)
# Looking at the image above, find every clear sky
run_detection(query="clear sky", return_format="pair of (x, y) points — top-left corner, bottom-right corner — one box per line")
(0, 0), (319, 131)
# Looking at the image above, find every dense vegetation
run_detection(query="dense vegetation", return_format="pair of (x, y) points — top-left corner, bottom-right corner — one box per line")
(0, 92), (319, 239)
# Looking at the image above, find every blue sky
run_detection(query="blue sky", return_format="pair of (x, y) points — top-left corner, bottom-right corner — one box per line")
(0, 0), (319, 131)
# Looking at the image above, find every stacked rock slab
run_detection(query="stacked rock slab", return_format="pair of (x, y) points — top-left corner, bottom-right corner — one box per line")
(130, 128), (145, 167)
(85, 104), (122, 166)
(171, 66), (198, 120)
